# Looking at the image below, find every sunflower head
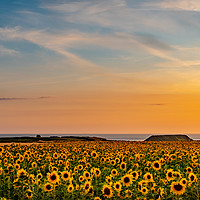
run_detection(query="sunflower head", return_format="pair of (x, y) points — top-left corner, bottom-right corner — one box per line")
(102, 185), (113, 198)
(170, 181), (185, 195)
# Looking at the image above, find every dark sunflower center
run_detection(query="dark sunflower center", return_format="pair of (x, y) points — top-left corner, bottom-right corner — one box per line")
(96, 170), (99, 175)
(51, 174), (56, 180)
(154, 163), (159, 168)
(124, 177), (130, 183)
(46, 184), (51, 190)
(64, 173), (68, 178)
(27, 192), (31, 196)
(104, 188), (110, 195)
(85, 184), (89, 190)
(168, 172), (172, 177)
(122, 164), (125, 169)
(147, 175), (151, 179)
(183, 180), (186, 184)
(93, 153), (96, 157)
(190, 175), (194, 181)
(174, 184), (183, 191)
(116, 184), (119, 189)
(133, 172), (136, 177)
(86, 173), (89, 177)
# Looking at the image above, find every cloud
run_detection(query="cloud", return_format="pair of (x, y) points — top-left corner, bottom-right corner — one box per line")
(0, 97), (51, 101)
(149, 103), (166, 106)
(145, 0), (200, 11)
(0, 45), (19, 56)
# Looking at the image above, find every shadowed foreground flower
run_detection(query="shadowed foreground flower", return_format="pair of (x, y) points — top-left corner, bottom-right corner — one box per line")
(44, 183), (53, 192)
(102, 185), (113, 198)
(170, 182), (185, 195)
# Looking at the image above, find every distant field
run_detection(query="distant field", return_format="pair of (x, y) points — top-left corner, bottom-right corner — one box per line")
(0, 141), (199, 199)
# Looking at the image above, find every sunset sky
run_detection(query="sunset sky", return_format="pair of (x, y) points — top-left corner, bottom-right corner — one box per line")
(1, 0), (200, 134)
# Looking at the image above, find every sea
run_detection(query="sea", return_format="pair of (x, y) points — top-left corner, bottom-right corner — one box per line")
(0, 134), (200, 141)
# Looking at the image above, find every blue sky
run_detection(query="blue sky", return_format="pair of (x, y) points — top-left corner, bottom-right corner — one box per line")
(1, 0), (200, 133)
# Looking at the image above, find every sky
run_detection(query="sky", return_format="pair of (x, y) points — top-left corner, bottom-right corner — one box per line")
(1, 0), (200, 134)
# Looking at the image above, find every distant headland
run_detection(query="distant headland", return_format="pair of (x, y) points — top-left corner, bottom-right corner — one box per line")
(145, 134), (193, 141)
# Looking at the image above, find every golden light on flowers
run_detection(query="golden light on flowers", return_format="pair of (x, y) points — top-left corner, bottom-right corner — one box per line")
(91, 151), (98, 158)
(120, 162), (126, 170)
(67, 184), (74, 193)
(48, 171), (59, 184)
(61, 171), (70, 181)
(131, 171), (139, 180)
(152, 161), (161, 170)
(102, 184), (113, 198)
(113, 181), (122, 192)
(31, 162), (37, 168)
(44, 183), (53, 192)
(111, 169), (118, 176)
(170, 182), (185, 195)
(83, 171), (90, 180)
(141, 187), (148, 195)
(0, 140), (199, 199)
(121, 174), (133, 186)
(26, 190), (33, 198)
(188, 173), (197, 183)
(180, 178), (187, 186)
(144, 172), (153, 182)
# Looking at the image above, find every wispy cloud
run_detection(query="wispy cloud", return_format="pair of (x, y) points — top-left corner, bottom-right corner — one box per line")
(145, 0), (200, 11)
(0, 45), (19, 56)
(0, 97), (51, 101)
(149, 103), (166, 106)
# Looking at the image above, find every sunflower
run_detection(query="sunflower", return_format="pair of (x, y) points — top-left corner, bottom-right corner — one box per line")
(79, 175), (84, 182)
(48, 171), (59, 184)
(94, 197), (101, 200)
(188, 173), (197, 184)
(14, 164), (20, 170)
(131, 171), (139, 180)
(121, 174), (133, 186)
(76, 164), (82, 170)
(105, 176), (112, 184)
(144, 172), (153, 182)
(36, 173), (43, 180)
(186, 167), (193, 173)
(141, 187), (148, 195)
(125, 190), (132, 198)
(120, 162), (126, 171)
(152, 161), (161, 170)
(111, 169), (118, 176)
(31, 162), (37, 168)
(91, 151), (98, 158)
(180, 178), (187, 186)
(44, 183), (53, 192)
(173, 171), (182, 180)
(115, 158), (120, 163)
(83, 171), (90, 180)
(113, 181), (122, 192)
(102, 184), (113, 198)
(61, 171), (70, 181)
(67, 184), (74, 193)
(83, 181), (91, 194)
(17, 169), (27, 179)
(166, 169), (174, 181)
(26, 190), (33, 198)
(53, 153), (58, 159)
(94, 168), (101, 177)
(110, 160), (116, 166)
(170, 181), (185, 195)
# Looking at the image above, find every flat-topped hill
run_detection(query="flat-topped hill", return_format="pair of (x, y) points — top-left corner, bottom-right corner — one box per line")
(145, 134), (193, 141)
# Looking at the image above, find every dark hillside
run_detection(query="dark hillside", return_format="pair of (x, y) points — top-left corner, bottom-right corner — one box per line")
(145, 135), (192, 141)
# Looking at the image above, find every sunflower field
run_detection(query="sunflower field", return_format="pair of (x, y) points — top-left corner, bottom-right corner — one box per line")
(0, 141), (199, 200)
